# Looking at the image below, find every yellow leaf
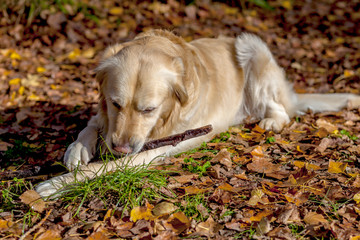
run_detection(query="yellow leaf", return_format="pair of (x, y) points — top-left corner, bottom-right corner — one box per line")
(10, 51), (21, 60)
(351, 236), (360, 240)
(36, 66), (46, 73)
(296, 145), (304, 153)
(328, 160), (347, 174)
(353, 192), (360, 204)
(293, 161), (320, 171)
(248, 189), (264, 206)
(249, 210), (272, 222)
(225, 7), (238, 15)
(18, 86), (25, 95)
(9, 78), (21, 85)
(281, 0), (292, 10)
(335, 37), (345, 44)
(109, 7), (124, 15)
(10, 91), (16, 101)
(344, 69), (354, 78)
(251, 146), (264, 157)
(82, 48), (96, 58)
(130, 203), (155, 222)
(0, 219), (13, 230)
(28, 93), (40, 101)
(103, 209), (112, 221)
(68, 48), (81, 60)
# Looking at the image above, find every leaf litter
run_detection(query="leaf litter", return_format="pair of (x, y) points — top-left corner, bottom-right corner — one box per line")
(1, 0), (360, 239)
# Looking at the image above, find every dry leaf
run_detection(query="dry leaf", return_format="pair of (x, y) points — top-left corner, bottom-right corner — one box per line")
(303, 212), (327, 225)
(152, 202), (178, 217)
(316, 119), (337, 133)
(184, 186), (209, 195)
(20, 190), (46, 213)
(328, 160), (347, 174)
(248, 189), (265, 206)
(195, 216), (221, 237)
(163, 212), (190, 234)
(130, 203), (155, 222)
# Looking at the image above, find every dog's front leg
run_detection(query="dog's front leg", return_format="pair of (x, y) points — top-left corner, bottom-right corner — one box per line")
(64, 115), (100, 170)
(36, 147), (170, 198)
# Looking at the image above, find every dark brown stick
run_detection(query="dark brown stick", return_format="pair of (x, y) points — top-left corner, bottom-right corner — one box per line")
(140, 124), (213, 152)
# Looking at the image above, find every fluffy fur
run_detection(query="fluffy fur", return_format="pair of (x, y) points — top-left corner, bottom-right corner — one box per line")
(36, 30), (360, 198)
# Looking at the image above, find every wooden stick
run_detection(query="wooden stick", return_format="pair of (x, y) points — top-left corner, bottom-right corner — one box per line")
(140, 124), (213, 152)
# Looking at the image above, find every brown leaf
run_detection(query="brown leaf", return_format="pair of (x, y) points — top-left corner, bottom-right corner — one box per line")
(152, 202), (178, 217)
(163, 212), (190, 234)
(20, 190), (46, 213)
(247, 158), (279, 174)
(36, 229), (62, 240)
(303, 212), (327, 225)
(184, 186), (209, 195)
(171, 174), (197, 184)
(316, 119), (337, 133)
(195, 216), (221, 237)
(87, 231), (109, 240)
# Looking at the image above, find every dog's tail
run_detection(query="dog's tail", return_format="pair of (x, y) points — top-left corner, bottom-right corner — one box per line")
(295, 93), (360, 114)
(235, 33), (360, 118)
(235, 33), (296, 117)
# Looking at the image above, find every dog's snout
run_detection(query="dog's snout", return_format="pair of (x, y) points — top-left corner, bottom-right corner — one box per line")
(113, 143), (133, 154)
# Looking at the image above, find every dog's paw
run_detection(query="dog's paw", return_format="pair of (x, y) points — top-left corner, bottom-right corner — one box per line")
(36, 172), (76, 199)
(64, 141), (93, 171)
(36, 177), (64, 199)
(259, 118), (287, 132)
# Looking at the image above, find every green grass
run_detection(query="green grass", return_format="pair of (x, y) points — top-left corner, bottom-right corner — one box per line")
(0, 178), (32, 212)
(54, 153), (175, 216)
(183, 157), (211, 177)
(176, 193), (210, 221)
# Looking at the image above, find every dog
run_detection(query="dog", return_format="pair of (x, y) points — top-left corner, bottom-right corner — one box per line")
(36, 30), (360, 198)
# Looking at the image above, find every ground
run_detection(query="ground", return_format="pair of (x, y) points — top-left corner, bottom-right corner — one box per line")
(1, 0), (360, 239)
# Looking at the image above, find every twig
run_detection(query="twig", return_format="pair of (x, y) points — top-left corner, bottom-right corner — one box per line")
(19, 209), (53, 240)
(140, 124), (213, 152)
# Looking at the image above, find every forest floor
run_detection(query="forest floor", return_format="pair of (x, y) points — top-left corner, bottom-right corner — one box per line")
(1, 0), (360, 239)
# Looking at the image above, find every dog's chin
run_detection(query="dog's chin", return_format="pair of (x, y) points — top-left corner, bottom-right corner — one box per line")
(110, 140), (145, 157)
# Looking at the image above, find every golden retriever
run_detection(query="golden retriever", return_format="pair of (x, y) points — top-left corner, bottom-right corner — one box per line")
(36, 30), (360, 197)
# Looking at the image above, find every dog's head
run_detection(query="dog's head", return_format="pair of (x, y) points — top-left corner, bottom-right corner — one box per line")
(96, 34), (190, 155)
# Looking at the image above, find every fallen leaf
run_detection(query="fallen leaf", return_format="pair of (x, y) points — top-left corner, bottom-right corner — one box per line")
(36, 229), (62, 240)
(130, 203), (155, 222)
(316, 119), (337, 133)
(248, 189), (265, 206)
(250, 210), (272, 222)
(353, 192), (360, 204)
(152, 202), (178, 217)
(195, 216), (221, 237)
(109, 7), (124, 15)
(328, 160), (347, 174)
(303, 212), (327, 225)
(184, 186), (209, 195)
(87, 231), (109, 240)
(20, 190), (46, 213)
(163, 212), (190, 234)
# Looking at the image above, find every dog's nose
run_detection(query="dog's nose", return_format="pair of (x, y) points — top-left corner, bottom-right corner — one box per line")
(113, 143), (133, 154)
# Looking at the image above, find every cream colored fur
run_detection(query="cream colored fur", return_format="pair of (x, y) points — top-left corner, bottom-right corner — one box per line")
(36, 30), (360, 198)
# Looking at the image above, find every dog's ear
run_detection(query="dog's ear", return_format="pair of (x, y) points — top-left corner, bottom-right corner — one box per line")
(171, 57), (188, 105)
(102, 43), (124, 60)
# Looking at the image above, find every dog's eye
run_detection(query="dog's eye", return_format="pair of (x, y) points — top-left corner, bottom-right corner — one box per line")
(142, 107), (155, 114)
(112, 101), (122, 110)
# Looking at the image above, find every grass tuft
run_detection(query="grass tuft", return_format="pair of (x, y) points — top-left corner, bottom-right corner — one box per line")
(57, 153), (174, 215)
